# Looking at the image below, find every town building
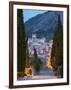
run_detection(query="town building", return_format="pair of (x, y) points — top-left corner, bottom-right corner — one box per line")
(28, 34), (53, 67)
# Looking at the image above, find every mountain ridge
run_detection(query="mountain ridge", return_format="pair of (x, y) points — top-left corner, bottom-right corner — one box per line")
(24, 11), (63, 41)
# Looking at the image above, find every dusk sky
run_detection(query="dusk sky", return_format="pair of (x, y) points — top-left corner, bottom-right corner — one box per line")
(23, 9), (47, 22)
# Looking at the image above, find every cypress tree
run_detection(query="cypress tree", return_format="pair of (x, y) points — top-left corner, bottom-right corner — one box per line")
(51, 14), (63, 77)
(26, 37), (30, 67)
(34, 48), (41, 73)
(34, 48), (38, 63)
(17, 9), (26, 77)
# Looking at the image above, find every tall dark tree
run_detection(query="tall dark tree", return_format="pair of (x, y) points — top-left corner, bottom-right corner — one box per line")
(26, 37), (30, 67)
(33, 48), (41, 73)
(51, 14), (63, 78)
(34, 48), (38, 63)
(17, 9), (27, 76)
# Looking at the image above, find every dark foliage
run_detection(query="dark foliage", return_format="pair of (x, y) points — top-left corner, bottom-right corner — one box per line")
(33, 48), (42, 73)
(17, 9), (27, 75)
(51, 15), (63, 78)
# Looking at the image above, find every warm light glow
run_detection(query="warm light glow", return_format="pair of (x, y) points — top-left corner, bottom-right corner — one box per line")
(47, 50), (52, 69)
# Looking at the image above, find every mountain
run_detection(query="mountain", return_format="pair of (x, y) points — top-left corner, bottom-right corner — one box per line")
(24, 11), (63, 41)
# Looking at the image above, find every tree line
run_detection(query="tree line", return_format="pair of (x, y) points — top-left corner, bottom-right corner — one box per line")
(17, 9), (42, 78)
(51, 14), (63, 78)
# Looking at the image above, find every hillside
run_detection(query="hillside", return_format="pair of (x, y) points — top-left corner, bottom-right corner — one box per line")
(24, 11), (63, 41)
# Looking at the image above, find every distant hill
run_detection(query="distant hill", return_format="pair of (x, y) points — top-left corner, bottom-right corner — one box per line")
(24, 11), (63, 41)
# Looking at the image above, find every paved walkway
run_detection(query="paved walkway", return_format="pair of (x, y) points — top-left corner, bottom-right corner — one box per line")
(32, 75), (57, 79)
(18, 68), (57, 80)
(32, 68), (57, 80)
